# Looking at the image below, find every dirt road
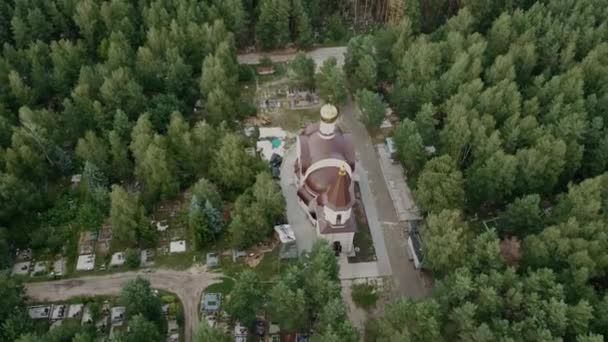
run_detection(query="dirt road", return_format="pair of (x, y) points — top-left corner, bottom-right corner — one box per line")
(237, 46), (346, 71)
(25, 267), (221, 342)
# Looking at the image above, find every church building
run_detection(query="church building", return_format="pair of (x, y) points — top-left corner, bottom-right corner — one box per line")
(294, 104), (357, 254)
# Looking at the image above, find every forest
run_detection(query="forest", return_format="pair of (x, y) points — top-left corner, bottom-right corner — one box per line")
(0, 0), (608, 341)
(357, 0), (608, 340)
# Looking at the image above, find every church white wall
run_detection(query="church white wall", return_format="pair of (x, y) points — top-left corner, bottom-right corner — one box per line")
(324, 206), (352, 225)
(320, 121), (335, 136)
(317, 230), (355, 253)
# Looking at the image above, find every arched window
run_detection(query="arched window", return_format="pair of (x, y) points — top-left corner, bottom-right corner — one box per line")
(336, 214), (342, 225)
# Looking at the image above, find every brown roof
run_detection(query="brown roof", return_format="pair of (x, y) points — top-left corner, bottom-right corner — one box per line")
(319, 166), (352, 210)
(298, 123), (355, 176)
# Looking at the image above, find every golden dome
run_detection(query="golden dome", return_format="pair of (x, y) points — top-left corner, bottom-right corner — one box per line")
(320, 104), (338, 123)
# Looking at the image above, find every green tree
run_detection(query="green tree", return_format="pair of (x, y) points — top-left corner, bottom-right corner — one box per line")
(393, 119), (425, 175)
(195, 321), (231, 342)
(120, 277), (163, 328)
(351, 54), (377, 91)
(256, 0), (291, 50)
(210, 133), (257, 193)
(373, 298), (443, 342)
(251, 172), (286, 224)
(292, 0), (314, 48)
(416, 155), (465, 213)
(108, 130), (132, 181)
(501, 194), (543, 237)
(268, 282), (308, 331)
(76, 131), (109, 173)
(100, 68), (144, 118)
(314, 299), (359, 342)
(422, 209), (469, 275)
(125, 248), (140, 269)
(515, 134), (567, 195)
(316, 57), (347, 105)
(414, 103), (438, 145)
(120, 314), (160, 342)
(356, 89), (386, 129)
(109, 185), (148, 244)
(137, 135), (179, 202)
(0, 272), (32, 341)
(225, 270), (263, 326)
(466, 150), (517, 207)
(288, 53), (315, 90)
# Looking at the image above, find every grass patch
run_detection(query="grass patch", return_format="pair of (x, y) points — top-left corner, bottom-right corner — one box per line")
(351, 283), (379, 311)
(204, 277), (235, 296)
(270, 107), (320, 132)
(155, 251), (197, 270)
(348, 183), (377, 263)
(217, 247), (296, 283)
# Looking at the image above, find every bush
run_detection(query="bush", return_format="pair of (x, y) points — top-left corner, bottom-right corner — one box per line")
(238, 65), (256, 82)
(125, 248), (140, 269)
(351, 283), (379, 310)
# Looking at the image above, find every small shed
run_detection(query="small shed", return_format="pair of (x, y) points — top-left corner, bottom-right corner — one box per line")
(202, 293), (221, 314)
(110, 252), (125, 267)
(274, 225), (298, 259)
(169, 240), (186, 254)
(76, 254), (95, 271)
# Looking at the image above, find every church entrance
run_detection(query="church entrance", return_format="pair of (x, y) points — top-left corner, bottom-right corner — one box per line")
(333, 241), (342, 256)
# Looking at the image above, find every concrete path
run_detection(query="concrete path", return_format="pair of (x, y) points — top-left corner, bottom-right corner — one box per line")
(279, 145), (318, 254)
(353, 164), (392, 277)
(25, 266), (222, 342)
(376, 145), (421, 222)
(340, 99), (428, 299)
(237, 46), (346, 71)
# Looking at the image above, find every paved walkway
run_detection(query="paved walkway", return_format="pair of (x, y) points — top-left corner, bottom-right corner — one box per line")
(376, 145), (421, 222)
(279, 145), (318, 254)
(340, 99), (428, 299)
(353, 164), (392, 277)
(237, 46), (346, 71)
(25, 267), (221, 342)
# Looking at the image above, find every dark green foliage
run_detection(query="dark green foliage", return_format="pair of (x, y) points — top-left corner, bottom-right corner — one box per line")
(225, 270), (263, 326)
(371, 0), (608, 339)
(0, 272), (32, 341)
(355, 89), (386, 129)
(125, 248), (140, 269)
(315, 57), (347, 105)
(120, 277), (163, 329)
(288, 53), (315, 90)
(228, 172), (285, 248)
(267, 240), (358, 340)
